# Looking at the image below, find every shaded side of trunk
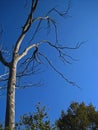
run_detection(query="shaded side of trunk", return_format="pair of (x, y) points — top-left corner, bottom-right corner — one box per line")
(5, 62), (17, 130)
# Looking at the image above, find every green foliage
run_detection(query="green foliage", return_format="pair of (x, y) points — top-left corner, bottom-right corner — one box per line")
(1, 102), (98, 130)
(56, 102), (98, 130)
(0, 124), (3, 130)
(15, 103), (52, 130)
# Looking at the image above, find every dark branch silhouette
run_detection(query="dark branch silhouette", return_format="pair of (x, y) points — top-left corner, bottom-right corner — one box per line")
(0, 0), (82, 129)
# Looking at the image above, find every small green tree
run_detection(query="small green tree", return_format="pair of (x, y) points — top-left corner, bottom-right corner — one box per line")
(56, 102), (98, 130)
(15, 103), (52, 130)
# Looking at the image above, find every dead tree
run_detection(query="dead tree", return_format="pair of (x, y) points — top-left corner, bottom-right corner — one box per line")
(0, 0), (82, 129)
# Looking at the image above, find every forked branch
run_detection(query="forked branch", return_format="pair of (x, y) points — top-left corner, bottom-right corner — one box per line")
(17, 39), (82, 87)
(0, 0), (82, 90)
(39, 52), (80, 88)
(14, 0), (39, 55)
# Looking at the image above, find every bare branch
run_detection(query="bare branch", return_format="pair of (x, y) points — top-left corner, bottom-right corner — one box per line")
(18, 39), (83, 64)
(29, 16), (58, 43)
(0, 72), (9, 82)
(16, 52), (42, 79)
(27, 0), (71, 43)
(1, 1), (83, 129)
(32, 0), (39, 13)
(45, 40), (85, 50)
(0, 51), (10, 67)
(0, 78), (8, 82)
(0, 72), (9, 78)
(17, 63), (40, 78)
(15, 38), (83, 88)
(16, 81), (42, 89)
(39, 52), (80, 88)
(18, 44), (38, 60)
(14, 0), (39, 54)
(47, 7), (69, 17)
(29, 19), (42, 42)
(47, 0), (71, 17)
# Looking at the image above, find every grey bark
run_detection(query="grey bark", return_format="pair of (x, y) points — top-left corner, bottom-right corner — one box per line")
(5, 63), (17, 129)
(0, 0), (81, 129)
(4, 1), (39, 129)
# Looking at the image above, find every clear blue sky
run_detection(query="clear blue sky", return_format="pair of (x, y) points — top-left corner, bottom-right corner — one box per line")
(0, 0), (98, 124)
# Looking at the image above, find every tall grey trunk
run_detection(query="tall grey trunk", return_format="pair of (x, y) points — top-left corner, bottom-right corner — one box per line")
(5, 61), (17, 129)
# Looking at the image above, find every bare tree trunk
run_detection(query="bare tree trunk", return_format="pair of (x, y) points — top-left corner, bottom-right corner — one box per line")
(4, 1), (39, 128)
(0, 0), (80, 129)
(5, 61), (17, 129)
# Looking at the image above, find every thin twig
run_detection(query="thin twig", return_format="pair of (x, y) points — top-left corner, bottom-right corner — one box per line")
(39, 52), (80, 88)
(16, 81), (42, 89)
